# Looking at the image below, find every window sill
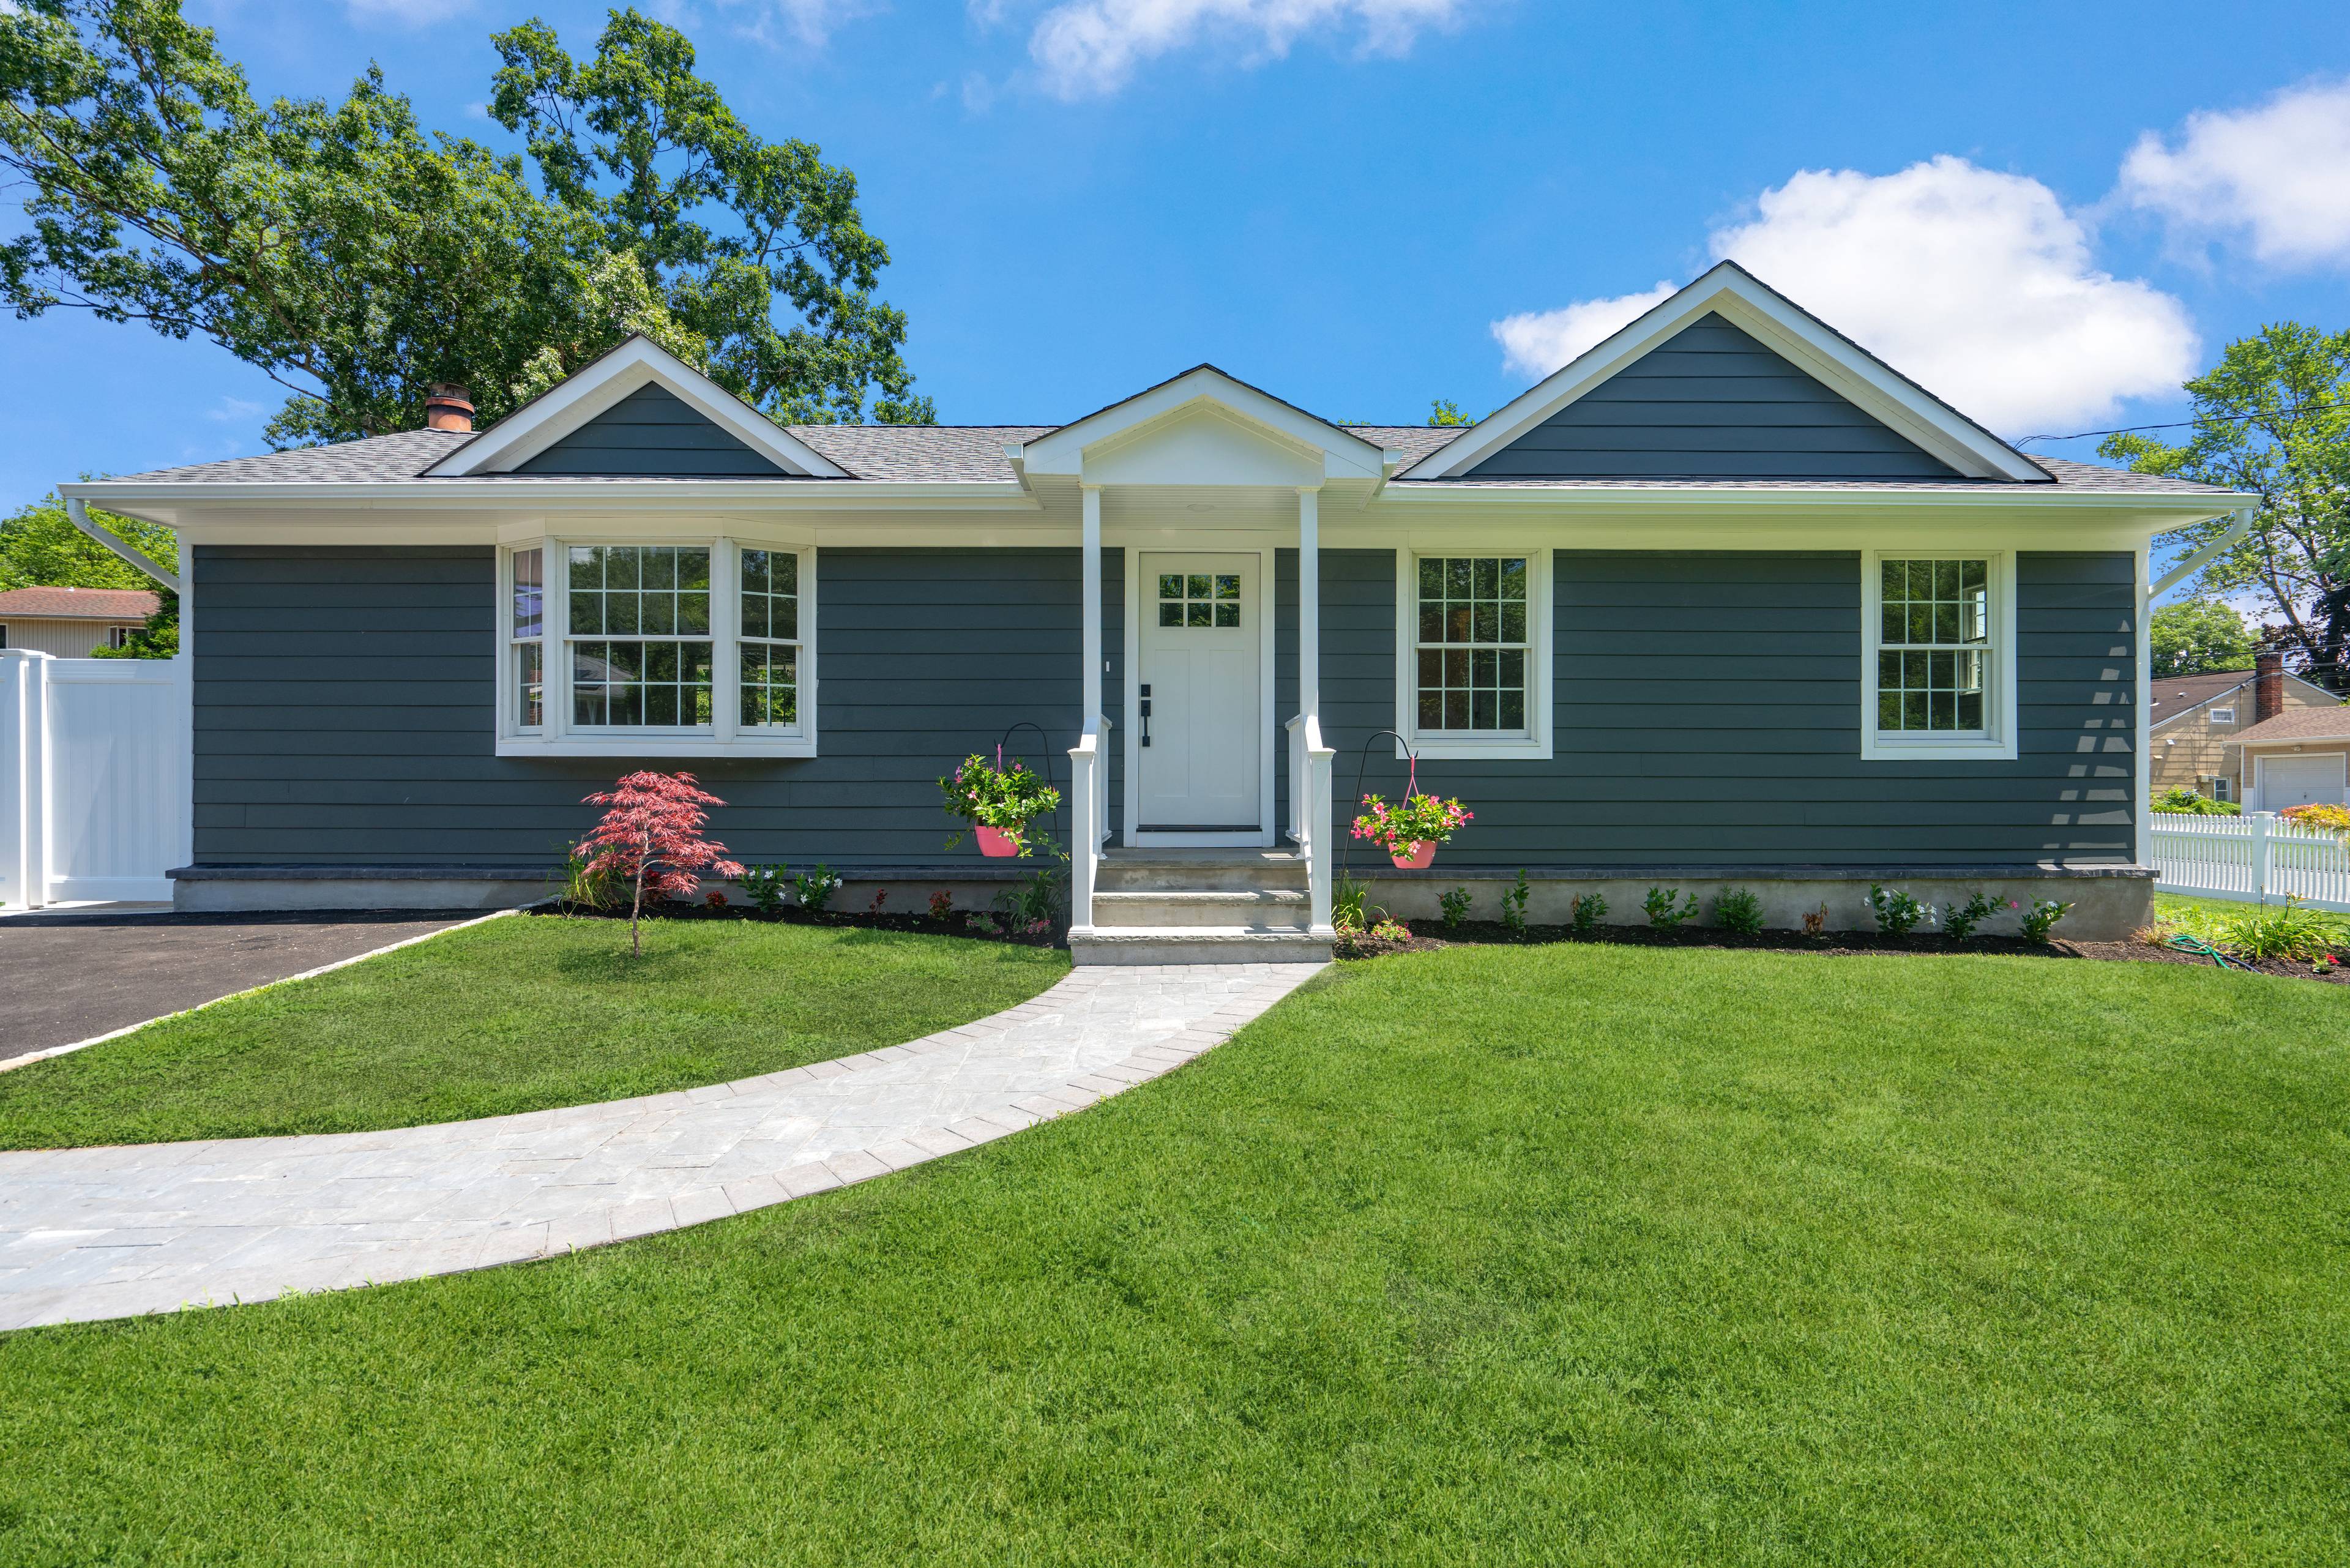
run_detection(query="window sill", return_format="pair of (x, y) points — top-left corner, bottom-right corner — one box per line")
(498, 733), (817, 760)
(1401, 734), (1554, 761)
(1860, 733), (2016, 762)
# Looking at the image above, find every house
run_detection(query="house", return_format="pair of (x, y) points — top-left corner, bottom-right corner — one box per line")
(2226, 706), (2350, 812)
(2149, 651), (2340, 801)
(0, 586), (158, 657)
(59, 262), (2250, 954)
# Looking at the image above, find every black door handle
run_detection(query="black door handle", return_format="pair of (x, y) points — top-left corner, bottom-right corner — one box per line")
(1140, 684), (1151, 747)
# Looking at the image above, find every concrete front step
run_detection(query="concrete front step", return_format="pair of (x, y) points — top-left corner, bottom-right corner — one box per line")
(1090, 888), (1309, 928)
(1095, 859), (1307, 894)
(1067, 926), (1334, 966)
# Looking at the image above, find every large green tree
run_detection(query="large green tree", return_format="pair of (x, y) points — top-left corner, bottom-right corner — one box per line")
(0, 489), (174, 591)
(2104, 323), (2350, 690)
(491, 10), (933, 424)
(2149, 598), (2257, 677)
(0, 1), (932, 446)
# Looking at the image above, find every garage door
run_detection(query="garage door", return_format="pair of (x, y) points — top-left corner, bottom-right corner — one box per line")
(2261, 753), (2348, 811)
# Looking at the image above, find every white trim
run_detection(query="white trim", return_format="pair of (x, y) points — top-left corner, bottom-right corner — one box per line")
(1393, 547), (1555, 761)
(425, 337), (847, 479)
(496, 536), (818, 760)
(2207, 706), (2237, 726)
(1417, 262), (2048, 483)
(1020, 365), (1386, 482)
(1860, 550), (2018, 762)
(1121, 545), (1277, 846)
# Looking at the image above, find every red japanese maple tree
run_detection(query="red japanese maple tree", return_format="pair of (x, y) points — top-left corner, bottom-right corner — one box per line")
(578, 771), (746, 956)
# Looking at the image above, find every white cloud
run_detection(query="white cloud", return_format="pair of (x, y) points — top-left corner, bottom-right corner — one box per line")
(1493, 157), (2200, 433)
(207, 397), (269, 424)
(344, 0), (472, 24)
(1023, 0), (1472, 100)
(697, 0), (883, 46)
(2118, 78), (2350, 268)
(1492, 280), (1676, 380)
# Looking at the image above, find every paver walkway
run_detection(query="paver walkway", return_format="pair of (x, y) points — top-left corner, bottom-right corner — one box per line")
(0, 962), (1323, 1332)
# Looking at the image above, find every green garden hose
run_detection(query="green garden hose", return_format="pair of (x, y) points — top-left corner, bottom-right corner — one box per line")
(2164, 932), (2257, 970)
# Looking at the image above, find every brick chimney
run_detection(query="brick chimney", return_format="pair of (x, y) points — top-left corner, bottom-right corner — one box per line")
(423, 384), (474, 433)
(2255, 648), (2285, 724)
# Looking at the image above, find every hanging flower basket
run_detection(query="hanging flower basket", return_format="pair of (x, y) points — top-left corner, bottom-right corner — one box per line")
(1352, 790), (1471, 868)
(941, 750), (1061, 859)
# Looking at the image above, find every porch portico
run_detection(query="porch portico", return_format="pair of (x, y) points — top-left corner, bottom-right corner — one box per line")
(1012, 366), (1404, 951)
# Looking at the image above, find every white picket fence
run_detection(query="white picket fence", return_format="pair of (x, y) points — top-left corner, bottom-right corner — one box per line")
(0, 650), (191, 908)
(2151, 811), (2350, 912)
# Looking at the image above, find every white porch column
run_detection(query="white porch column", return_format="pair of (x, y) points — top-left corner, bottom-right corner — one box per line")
(1295, 486), (1334, 936)
(1297, 487), (1319, 719)
(1070, 485), (1105, 931)
(1082, 485), (1103, 716)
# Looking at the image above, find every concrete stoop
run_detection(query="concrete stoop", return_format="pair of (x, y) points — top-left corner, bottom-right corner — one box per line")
(1069, 848), (1332, 965)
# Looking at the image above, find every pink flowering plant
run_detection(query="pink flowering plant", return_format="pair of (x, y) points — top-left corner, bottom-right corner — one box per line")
(578, 771), (745, 957)
(939, 752), (1062, 856)
(1351, 791), (1472, 854)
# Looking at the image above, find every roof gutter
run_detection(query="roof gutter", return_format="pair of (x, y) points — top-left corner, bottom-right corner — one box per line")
(2150, 505), (2255, 601)
(64, 497), (179, 592)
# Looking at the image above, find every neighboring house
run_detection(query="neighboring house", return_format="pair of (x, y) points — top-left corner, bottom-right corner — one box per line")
(61, 261), (2248, 951)
(2149, 653), (2339, 801)
(2227, 707), (2350, 813)
(0, 586), (158, 657)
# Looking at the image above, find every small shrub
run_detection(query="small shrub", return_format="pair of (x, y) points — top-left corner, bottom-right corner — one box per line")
(561, 843), (625, 911)
(2283, 803), (2350, 834)
(1644, 887), (1698, 930)
(1334, 873), (1371, 933)
(2018, 897), (2073, 944)
(2152, 785), (2240, 816)
(1942, 890), (2007, 941)
(1712, 887), (1763, 935)
(868, 888), (890, 916)
(1499, 870), (1531, 938)
(997, 867), (1064, 928)
(1867, 884), (1931, 938)
(928, 889), (954, 920)
(735, 864), (791, 916)
(1370, 917), (1411, 943)
(2218, 896), (2343, 961)
(1570, 892), (1606, 936)
(703, 890), (729, 910)
(793, 864), (841, 912)
(1439, 886), (1473, 928)
(1800, 903), (1828, 938)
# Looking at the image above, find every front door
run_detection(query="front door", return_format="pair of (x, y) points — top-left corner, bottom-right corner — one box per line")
(1138, 553), (1261, 838)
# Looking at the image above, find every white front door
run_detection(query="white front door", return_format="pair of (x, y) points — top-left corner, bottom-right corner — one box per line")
(2259, 753), (2347, 811)
(1138, 553), (1261, 837)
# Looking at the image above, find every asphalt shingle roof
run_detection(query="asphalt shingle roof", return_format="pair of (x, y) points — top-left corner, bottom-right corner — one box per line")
(2228, 706), (2350, 745)
(95, 423), (2235, 496)
(2150, 670), (2255, 725)
(0, 586), (160, 619)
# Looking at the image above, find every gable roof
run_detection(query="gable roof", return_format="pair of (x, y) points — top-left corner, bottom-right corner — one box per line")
(2150, 670), (2253, 725)
(1016, 364), (1392, 481)
(2229, 706), (2350, 745)
(1412, 261), (2051, 483)
(424, 335), (849, 479)
(0, 586), (159, 620)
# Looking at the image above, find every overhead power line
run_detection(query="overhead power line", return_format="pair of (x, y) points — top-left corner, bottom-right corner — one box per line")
(2010, 410), (2275, 446)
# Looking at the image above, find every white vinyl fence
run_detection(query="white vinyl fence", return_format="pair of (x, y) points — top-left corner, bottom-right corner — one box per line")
(2152, 811), (2350, 912)
(0, 650), (190, 909)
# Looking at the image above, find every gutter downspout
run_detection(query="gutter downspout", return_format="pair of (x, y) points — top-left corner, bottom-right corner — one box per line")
(2148, 506), (2253, 603)
(65, 498), (181, 592)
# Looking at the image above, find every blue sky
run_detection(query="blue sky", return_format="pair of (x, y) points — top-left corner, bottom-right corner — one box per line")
(6, 0), (2349, 505)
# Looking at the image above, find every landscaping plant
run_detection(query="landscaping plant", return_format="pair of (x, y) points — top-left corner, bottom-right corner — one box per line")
(1802, 903), (1829, 937)
(1868, 884), (1931, 938)
(1351, 791), (1472, 864)
(1370, 917), (1411, 943)
(1712, 888), (1764, 936)
(2218, 896), (2345, 961)
(2152, 785), (2241, 815)
(1439, 886), (1473, 928)
(559, 842), (624, 910)
(1644, 887), (1698, 930)
(2018, 897), (2073, 944)
(2283, 803), (2350, 835)
(940, 752), (1061, 856)
(735, 864), (791, 916)
(1943, 891), (2009, 942)
(1334, 872), (1372, 933)
(1499, 869), (1531, 938)
(793, 865), (841, 912)
(577, 771), (745, 957)
(1570, 892), (1606, 936)
(928, 889), (953, 921)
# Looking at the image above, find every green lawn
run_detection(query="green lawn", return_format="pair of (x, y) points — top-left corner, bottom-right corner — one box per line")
(0, 916), (1069, 1149)
(3, 944), (2345, 1564)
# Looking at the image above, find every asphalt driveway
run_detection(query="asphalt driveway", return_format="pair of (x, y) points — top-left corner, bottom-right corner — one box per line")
(0, 910), (488, 1066)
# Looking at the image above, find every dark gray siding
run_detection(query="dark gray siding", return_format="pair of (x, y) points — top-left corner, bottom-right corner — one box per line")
(513, 384), (788, 477)
(1468, 314), (1961, 480)
(193, 545), (1120, 870)
(1318, 550), (2136, 868)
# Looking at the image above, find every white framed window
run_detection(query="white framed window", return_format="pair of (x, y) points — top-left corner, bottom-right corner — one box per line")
(496, 536), (816, 758)
(1394, 547), (1553, 760)
(2209, 706), (2236, 726)
(1861, 551), (2016, 761)
(108, 625), (135, 649)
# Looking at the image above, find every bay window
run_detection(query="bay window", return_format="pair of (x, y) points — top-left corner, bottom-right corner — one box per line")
(498, 536), (815, 758)
(1861, 551), (2015, 760)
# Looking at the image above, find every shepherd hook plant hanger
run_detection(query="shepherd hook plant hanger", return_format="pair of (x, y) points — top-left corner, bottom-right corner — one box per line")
(995, 720), (1064, 859)
(1341, 728), (1424, 886)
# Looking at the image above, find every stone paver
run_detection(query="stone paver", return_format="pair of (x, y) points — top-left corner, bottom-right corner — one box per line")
(0, 962), (1323, 1331)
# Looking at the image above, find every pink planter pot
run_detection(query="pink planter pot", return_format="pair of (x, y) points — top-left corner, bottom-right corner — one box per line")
(975, 825), (1023, 857)
(1389, 841), (1437, 870)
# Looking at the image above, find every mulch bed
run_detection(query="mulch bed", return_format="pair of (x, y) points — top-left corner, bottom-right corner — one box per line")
(1334, 918), (2350, 985)
(532, 900), (1064, 949)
